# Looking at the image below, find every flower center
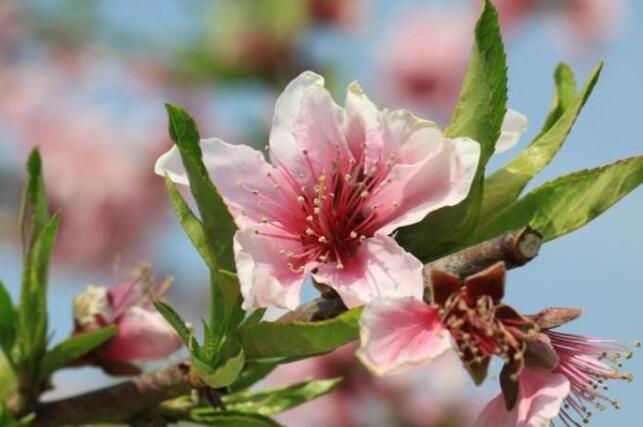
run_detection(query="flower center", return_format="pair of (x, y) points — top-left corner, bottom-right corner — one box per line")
(244, 145), (399, 272)
(440, 291), (532, 366)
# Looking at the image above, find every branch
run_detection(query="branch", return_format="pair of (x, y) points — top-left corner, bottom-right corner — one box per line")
(29, 227), (541, 426)
(32, 361), (192, 427)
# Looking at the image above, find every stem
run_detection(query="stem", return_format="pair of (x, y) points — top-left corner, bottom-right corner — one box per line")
(28, 227), (541, 426)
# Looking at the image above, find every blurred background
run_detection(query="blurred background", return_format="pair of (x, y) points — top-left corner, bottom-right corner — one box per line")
(0, 0), (641, 426)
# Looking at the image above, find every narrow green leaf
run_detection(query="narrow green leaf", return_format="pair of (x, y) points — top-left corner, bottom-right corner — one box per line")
(40, 326), (116, 380)
(189, 412), (281, 427)
(0, 354), (17, 401)
(16, 149), (53, 375)
(395, 0), (508, 262)
(19, 149), (49, 253)
(19, 213), (60, 364)
(229, 362), (278, 392)
(446, 0), (508, 163)
(1, 403), (16, 427)
(470, 156), (643, 243)
(192, 346), (246, 388)
(240, 308), (267, 331)
(211, 270), (244, 353)
(537, 63), (577, 137)
(0, 280), (17, 359)
(154, 301), (192, 346)
(165, 177), (217, 271)
(240, 308), (362, 360)
(165, 103), (237, 273)
(223, 378), (341, 416)
(480, 63), (602, 220)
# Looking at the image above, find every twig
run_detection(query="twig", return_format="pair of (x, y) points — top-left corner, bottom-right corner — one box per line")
(29, 227), (541, 426)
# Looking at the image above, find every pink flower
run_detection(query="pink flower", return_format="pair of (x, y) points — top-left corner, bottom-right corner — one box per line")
(473, 367), (569, 427)
(156, 71), (480, 309)
(358, 263), (535, 382)
(73, 264), (182, 365)
(545, 330), (636, 425)
(474, 330), (637, 426)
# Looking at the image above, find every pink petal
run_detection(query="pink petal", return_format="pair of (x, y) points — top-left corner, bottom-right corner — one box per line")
(343, 81), (383, 164)
(381, 109), (443, 164)
(370, 134), (480, 235)
(495, 109), (528, 153)
(234, 228), (311, 310)
(102, 306), (182, 362)
(312, 234), (424, 308)
(473, 368), (570, 427)
(156, 138), (293, 229)
(356, 297), (452, 376)
(269, 71), (347, 185)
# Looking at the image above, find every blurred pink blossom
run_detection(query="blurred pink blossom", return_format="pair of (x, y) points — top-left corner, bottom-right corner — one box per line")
(0, 56), (170, 267)
(267, 343), (479, 427)
(0, 1), (30, 52)
(380, 9), (474, 117)
(493, 0), (625, 53)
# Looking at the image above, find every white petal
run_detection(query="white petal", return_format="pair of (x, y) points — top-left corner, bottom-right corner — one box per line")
(495, 108), (528, 153)
(154, 145), (189, 185)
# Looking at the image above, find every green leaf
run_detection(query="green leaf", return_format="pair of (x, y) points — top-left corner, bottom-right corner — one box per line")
(165, 104), (244, 363)
(0, 354), (17, 401)
(210, 270), (244, 353)
(223, 378), (341, 416)
(165, 177), (217, 271)
(229, 362), (278, 393)
(240, 308), (267, 331)
(395, 0), (508, 262)
(18, 214), (60, 367)
(480, 63), (602, 220)
(40, 326), (116, 380)
(1, 403), (16, 427)
(165, 103), (237, 273)
(192, 346), (246, 388)
(188, 412), (281, 427)
(537, 63), (578, 137)
(154, 301), (192, 347)
(19, 149), (49, 253)
(0, 280), (17, 360)
(240, 308), (362, 360)
(470, 156), (643, 243)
